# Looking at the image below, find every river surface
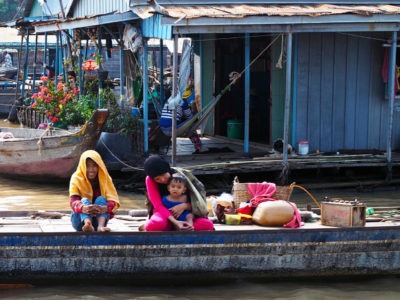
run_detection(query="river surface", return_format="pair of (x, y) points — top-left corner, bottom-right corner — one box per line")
(2, 119), (400, 298)
(1, 177), (400, 298)
(1, 276), (400, 299)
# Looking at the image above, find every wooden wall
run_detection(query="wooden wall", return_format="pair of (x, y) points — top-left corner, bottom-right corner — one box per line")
(294, 32), (398, 153)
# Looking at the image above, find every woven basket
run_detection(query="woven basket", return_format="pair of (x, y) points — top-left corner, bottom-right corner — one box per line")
(232, 176), (294, 208)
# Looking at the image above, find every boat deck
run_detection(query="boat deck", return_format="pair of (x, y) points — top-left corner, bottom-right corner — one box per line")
(2, 209), (400, 281)
(0, 210), (398, 233)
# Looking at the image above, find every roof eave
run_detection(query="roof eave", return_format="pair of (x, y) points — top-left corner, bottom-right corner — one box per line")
(162, 14), (400, 33)
(129, 1), (400, 6)
(34, 11), (138, 33)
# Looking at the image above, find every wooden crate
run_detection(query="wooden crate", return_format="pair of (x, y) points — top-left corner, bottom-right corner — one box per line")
(321, 202), (366, 227)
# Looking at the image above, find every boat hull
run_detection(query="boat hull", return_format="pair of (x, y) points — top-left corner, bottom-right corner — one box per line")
(0, 109), (108, 181)
(0, 225), (399, 282)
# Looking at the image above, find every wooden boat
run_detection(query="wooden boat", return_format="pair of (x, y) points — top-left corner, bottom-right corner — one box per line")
(0, 66), (17, 80)
(0, 208), (399, 283)
(0, 109), (108, 181)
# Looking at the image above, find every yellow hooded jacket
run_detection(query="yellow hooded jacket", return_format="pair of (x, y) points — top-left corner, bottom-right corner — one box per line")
(69, 150), (120, 212)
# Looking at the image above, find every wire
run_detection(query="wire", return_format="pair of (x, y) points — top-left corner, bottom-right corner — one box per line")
(99, 138), (144, 171)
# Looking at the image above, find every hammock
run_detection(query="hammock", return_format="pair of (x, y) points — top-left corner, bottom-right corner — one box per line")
(158, 34), (282, 138)
(160, 84), (230, 138)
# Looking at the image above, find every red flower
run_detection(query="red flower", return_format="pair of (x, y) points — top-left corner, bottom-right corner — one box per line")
(31, 79), (79, 124)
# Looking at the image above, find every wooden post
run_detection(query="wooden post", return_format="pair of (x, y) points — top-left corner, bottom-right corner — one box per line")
(282, 32), (293, 184)
(386, 31), (397, 181)
(171, 35), (179, 167)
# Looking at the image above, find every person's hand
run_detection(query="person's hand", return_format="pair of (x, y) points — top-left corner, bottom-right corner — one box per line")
(169, 202), (188, 219)
(82, 205), (106, 216)
(81, 205), (92, 214)
(173, 220), (194, 231)
(99, 205), (108, 214)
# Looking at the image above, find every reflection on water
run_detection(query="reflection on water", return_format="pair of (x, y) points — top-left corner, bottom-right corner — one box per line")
(1, 277), (400, 299)
(1, 118), (22, 128)
(0, 176), (146, 211)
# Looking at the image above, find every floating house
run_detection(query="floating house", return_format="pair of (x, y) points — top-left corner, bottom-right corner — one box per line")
(9, 1), (400, 184)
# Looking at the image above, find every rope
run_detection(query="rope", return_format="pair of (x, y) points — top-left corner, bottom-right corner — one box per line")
(227, 34), (282, 87)
(36, 123), (52, 155)
(99, 138), (143, 171)
(278, 160), (289, 185)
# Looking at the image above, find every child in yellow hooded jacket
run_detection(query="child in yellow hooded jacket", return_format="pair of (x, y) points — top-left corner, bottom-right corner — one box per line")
(69, 150), (120, 232)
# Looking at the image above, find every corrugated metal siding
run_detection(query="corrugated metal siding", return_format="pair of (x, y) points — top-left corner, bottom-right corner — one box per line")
(72, 0), (130, 18)
(294, 32), (398, 152)
(141, 14), (172, 39)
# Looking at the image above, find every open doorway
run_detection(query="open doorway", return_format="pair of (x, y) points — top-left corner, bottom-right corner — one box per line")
(214, 34), (272, 144)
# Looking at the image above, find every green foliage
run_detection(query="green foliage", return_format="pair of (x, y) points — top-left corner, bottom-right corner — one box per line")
(83, 77), (139, 135)
(100, 86), (139, 135)
(63, 96), (97, 126)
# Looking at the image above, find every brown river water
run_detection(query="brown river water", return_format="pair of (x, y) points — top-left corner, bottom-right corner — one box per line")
(0, 176), (146, 211)
(1, 119), (400, 298)
(1, 173), (400, 299)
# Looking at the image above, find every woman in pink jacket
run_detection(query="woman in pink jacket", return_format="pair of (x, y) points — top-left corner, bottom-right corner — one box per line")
(141, 155), (214, 231)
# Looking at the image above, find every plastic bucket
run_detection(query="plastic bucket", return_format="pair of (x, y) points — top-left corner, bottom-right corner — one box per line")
(298, 140), (309, 155)
(227, 119), (243, 139)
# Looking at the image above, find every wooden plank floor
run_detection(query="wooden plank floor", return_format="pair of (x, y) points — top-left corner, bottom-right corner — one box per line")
(147, 135), (395, 176)
(0, 210), (399, 233)
(117, 135), (396, 177)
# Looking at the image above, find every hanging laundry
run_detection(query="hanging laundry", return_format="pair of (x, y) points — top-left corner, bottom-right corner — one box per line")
(381, 48), (399, 93)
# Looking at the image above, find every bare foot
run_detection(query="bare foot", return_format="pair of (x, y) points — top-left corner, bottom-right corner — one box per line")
(82, 220), (94, 232)
(98, 226), (111, 232)
(138, 224), (146, 231)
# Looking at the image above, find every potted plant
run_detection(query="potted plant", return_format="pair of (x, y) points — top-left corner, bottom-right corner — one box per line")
(82, 51), (108, 80)
(31, 76), (80, 128)
(95, 84), (140, 163)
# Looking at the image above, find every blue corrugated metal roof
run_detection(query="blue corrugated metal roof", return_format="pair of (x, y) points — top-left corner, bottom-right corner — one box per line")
(33, 11), (138, 33)
(72, 0), (131, 18)
(141, 14), (172, 39)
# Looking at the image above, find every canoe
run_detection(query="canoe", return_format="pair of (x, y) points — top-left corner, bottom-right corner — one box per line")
(0, 109), (108, 181)
(0, 209), (399, 283)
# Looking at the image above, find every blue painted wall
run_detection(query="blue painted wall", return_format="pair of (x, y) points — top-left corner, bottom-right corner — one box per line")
(294, 32), (397, 153)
